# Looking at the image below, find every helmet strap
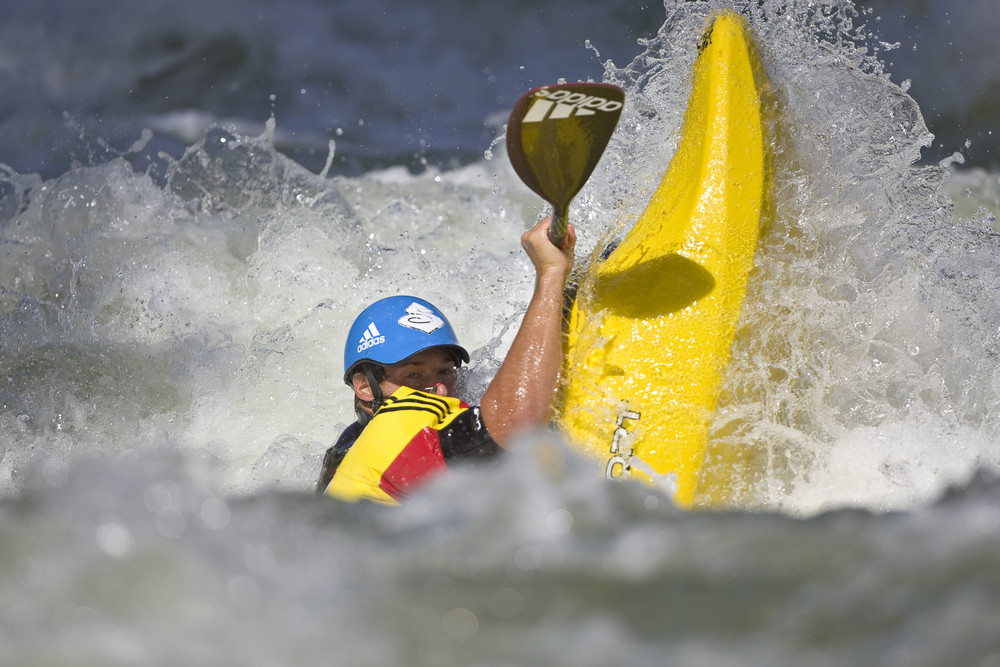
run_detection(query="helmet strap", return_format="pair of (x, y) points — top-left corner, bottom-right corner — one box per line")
(362, 365), (385, 416)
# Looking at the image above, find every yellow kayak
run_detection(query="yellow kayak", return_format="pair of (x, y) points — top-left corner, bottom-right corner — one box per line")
(557, 10), (770, 507)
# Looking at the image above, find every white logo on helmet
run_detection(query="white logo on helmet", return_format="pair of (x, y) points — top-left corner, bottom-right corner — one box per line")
(356, 322), (385, 353)
(398, 302), (445, 334)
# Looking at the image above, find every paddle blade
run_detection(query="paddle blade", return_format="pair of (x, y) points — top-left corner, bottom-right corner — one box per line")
(506, 82), (624, 222)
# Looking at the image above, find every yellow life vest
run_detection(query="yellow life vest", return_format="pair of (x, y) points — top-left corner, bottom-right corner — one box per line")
(325, 387), (471, 504)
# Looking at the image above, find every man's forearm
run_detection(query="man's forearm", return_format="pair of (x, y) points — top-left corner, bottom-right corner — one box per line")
(480, 267), (567, 446)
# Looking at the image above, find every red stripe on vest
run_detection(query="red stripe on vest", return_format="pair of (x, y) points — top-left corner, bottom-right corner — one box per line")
(378, 427), (447, 501)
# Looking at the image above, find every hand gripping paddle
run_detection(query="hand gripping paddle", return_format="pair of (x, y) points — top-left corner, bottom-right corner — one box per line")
(506, 82), (625, 246)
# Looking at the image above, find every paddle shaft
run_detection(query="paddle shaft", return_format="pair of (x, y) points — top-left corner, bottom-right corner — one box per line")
(549, 205), (568, 247)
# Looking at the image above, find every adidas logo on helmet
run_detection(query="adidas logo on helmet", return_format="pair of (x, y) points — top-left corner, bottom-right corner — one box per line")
(356, 322), (385, 353)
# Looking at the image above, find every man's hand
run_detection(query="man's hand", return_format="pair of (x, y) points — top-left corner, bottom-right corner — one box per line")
(521, 216), (575, 279)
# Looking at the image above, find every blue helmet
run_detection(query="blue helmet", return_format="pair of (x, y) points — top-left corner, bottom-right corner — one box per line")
(343, 296), (470, 384)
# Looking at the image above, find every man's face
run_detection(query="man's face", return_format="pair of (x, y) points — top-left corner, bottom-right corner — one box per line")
(381, 347), (459, 397)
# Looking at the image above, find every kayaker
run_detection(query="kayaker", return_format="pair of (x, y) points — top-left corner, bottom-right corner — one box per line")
(316, 215), (574, 503)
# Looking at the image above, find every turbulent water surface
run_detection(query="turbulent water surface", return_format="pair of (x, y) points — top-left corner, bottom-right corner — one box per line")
(1, 0), (999, 664)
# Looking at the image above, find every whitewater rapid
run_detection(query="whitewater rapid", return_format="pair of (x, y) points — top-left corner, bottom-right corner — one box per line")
(1, 1), (999, 665)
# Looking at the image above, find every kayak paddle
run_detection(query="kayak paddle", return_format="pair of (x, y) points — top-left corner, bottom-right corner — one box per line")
(506, 82), (625, 246)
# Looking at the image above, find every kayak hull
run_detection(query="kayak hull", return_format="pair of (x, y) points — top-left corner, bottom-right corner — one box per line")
(557, 11), (770, 507)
